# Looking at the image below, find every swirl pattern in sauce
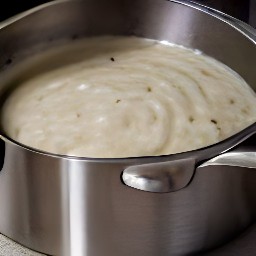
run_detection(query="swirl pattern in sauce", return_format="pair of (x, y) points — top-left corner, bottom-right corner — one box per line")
(2, 36), (256, 157)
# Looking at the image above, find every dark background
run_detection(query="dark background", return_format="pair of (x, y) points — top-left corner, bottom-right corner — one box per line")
(0, 0), (52, 21)
(193, 0), (250, 23)
(0, 0), (254, 25)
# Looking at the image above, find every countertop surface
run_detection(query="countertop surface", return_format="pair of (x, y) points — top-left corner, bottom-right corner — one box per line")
(1, 223), (256, 255)
(0, 234), (43, 256)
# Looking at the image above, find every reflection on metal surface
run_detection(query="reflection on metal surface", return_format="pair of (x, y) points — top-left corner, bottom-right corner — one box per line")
(122, 158), (195, 192)
(68, 161), (88, 256)
(201, 152), (256, 168)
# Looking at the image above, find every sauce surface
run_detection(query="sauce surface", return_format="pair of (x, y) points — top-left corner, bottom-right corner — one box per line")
(2, 36), (256, 157)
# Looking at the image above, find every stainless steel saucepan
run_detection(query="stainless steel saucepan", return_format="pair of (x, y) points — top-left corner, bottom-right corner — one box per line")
(0, 0), (255, 255)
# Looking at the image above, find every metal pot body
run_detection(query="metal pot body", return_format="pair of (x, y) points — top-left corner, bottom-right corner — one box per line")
(1, 140), (256, 256)
(0, 0), (255, 255)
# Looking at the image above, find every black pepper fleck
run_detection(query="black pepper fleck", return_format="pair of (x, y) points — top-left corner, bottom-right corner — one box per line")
(147, 87), (152, 92)
(189, 116), (194, 123)
(211, 119), (218, 124)
(110, 57), (115, 62)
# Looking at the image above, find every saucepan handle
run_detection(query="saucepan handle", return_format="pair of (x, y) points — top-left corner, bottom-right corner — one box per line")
(199, 135), (256, 169)
(122, 124), (256, 193)
(199, 151), (256, 169)
(121, 149), (256, 194)
(122, 158), (195, 193)
(121, 149), (256, 193)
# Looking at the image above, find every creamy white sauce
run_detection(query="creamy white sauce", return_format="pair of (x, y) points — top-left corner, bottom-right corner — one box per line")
(2, 36), (256, 157)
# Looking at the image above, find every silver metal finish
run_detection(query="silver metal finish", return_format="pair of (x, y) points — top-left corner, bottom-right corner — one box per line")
(122, 158), (195, 193)
(201, 152), (256, 169)
(0, 0), (255, 255)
